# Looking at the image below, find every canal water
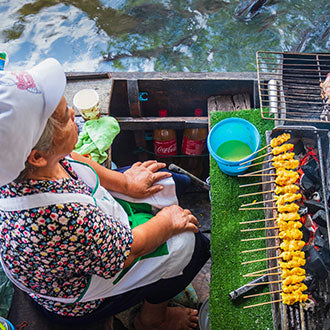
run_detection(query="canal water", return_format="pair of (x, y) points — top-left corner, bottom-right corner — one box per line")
(1, 0), (330, 72)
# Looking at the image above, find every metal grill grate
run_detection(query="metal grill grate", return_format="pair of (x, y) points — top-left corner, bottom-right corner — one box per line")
(264, 127), (330, 330)
(257, 51), (330, 123)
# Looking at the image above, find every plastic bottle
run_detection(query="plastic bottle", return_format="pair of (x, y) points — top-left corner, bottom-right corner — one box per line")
(180, 108), (207, 178)
(153, 109), (177, 166)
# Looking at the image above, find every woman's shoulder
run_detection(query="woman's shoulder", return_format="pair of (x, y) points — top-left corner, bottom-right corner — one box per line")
(0, 162), (92, 198)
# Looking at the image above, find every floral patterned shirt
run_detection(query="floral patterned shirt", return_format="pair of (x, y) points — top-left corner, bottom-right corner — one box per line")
(0, 159), (133, 316)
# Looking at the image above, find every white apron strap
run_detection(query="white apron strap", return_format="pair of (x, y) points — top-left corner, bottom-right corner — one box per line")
(0, 192), (95, 211)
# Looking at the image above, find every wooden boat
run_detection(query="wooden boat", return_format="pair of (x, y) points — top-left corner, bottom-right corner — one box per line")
(64, 71), (258, 173)
(6, 71), (258, 330)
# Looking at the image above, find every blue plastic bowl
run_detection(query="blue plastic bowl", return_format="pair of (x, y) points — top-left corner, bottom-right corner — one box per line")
(207, 118), (260, 176)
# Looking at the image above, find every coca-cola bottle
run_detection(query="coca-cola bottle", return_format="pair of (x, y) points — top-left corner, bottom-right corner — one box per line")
(153, 109), (177, 166)
(180, 108), (207, 178)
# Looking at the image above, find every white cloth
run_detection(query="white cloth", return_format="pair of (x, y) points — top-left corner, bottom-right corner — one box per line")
(0, 58), (66, 186)
(0, 159), (195, 303)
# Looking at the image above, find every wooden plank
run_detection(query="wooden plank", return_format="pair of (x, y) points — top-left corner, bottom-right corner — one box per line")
(116, 116), (208, 130)
(233, 93), (250, 110)
(207, 93), (251, 128)
(109, 71), (257, 81)
(127, 80), (141, 117)
(66, 72), (111, 80)
(126, 80), (147, 161)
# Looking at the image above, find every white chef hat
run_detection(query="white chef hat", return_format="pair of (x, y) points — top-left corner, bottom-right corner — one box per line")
(0, 58), (66, 186)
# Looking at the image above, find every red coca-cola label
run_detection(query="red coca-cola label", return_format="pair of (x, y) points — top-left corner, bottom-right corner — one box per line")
(154, 138), (177, 156)
(182, 136), (206, 155)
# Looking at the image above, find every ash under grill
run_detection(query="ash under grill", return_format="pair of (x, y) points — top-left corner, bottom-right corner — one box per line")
(257, 51), (330, 124)
(263, 127), (330, 330)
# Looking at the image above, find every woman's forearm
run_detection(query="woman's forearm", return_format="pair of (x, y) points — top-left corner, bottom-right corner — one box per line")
(70, 152), (128, 193)
(123, 213), (173, 268)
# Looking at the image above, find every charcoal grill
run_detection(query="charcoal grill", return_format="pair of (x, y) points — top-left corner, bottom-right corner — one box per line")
(262, 126), (330, 330)
(256, 51), (330, 124)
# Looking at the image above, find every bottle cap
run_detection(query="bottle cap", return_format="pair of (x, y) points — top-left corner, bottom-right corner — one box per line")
(194, 108), (203, 116)
(159, 109), (168, 117)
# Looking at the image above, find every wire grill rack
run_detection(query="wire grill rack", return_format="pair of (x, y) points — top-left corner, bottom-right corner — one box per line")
(256, 51), (330, 123)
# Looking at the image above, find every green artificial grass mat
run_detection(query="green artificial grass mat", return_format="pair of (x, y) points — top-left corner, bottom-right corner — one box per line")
(209, 109), (275, 330)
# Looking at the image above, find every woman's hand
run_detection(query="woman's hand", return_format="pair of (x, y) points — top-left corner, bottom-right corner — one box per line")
(156, 205), (199, 235)
(123, 160), (172, 198)
(125, 205), (199, 267)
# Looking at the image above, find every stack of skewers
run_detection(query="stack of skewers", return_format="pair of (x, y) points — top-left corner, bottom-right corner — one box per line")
(238, 133), (308, 309)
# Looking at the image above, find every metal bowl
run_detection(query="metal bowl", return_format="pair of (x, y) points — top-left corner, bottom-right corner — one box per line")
(198, 298), (210, 330)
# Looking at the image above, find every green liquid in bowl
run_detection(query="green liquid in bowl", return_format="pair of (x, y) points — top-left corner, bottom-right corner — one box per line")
(216, 140), (252, 161)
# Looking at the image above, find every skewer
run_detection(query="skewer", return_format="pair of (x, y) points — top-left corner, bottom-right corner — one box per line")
(241, 236), (278, 242)
(240, 199), (275, 207)
(239, 151), (273, 165)
(241, 246), (279, 253)
(238, 173), (276, 177)
(244, 280), (282, 286)
(243, 273), (281, 278)
(242, 255), (281, 265)
(244, 134), (291, 163)
(240, 226), (278, 232)
(239, 190), (274, 198)
(239, 206), (276, 210)
(243, 265), (280, 276)
(245, 144), (269, 158)
(239, 167), (275, 177)
(244, 299), (282, 309)
(239, 217), (276, 224)
(243, 289), (282, 298)
(238, 159), (272, 170)
(239, 180), (275, 188)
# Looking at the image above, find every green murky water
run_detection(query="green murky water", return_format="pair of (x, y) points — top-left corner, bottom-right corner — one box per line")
(216, 140), (252, 161)
(1, 0), (329, 71)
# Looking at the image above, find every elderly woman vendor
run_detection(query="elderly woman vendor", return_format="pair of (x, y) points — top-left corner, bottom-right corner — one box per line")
(0, 58), (210, 329)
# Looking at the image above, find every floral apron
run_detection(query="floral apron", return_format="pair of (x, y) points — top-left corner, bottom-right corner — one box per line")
(0, 159), (195, 304)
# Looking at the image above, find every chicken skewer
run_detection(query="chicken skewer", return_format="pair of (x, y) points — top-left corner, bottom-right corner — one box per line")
(239, 142), (308, 306)
(239, 202), (299, 212)
(241, 251), (305, 265)
(239, 171), (299, 187)
(238, 184), (300, 198)
(238, 152), (295, 170)
(238, 159), (300, 177)
(240, 221), (302, 232)
(241, 240), (305, 254)
(240, 192), (301, 207)
(242, 133), (292, 160)
(239, 143), (294, 165)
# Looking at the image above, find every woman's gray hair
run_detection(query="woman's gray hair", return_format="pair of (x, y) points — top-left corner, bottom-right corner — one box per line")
(15, 115), (60, 181)
(33, 116), (58, 152)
